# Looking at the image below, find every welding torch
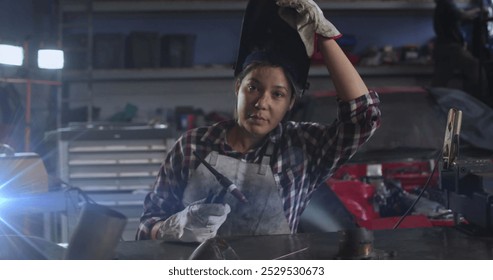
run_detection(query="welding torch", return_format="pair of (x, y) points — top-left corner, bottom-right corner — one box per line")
(192, 151), (249, 204)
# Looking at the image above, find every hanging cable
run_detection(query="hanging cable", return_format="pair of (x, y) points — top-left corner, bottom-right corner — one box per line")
(392, 150), (443, 230)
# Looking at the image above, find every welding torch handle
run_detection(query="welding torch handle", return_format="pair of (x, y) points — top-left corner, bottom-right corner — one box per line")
(193, 151), (248, 203)
(218, 177), (248, 203)
(193, 151), (222, 178)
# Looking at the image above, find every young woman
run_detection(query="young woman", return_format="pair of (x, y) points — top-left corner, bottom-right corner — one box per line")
(136, 0), (381, 242)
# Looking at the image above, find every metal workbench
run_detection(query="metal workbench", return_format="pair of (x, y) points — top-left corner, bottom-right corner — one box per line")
(3, 226), (493, 260)
(115, 227), (493, 260)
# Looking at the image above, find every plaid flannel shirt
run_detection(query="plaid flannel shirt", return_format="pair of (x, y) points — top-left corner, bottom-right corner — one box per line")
(136, 90), (381, 240)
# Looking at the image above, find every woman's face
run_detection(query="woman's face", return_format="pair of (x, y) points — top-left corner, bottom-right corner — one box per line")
(235, 65), (294, 138)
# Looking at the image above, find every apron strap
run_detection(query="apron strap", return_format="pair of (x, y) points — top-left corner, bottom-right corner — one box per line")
(209, 151), (219, 166)
(258, 142), (274, 175)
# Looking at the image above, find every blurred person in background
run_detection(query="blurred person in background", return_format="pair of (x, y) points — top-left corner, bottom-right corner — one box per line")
(432, 0), (484, 99)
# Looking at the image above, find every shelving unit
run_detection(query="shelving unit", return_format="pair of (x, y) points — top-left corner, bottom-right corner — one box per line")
(58, 0), (439, 12)
(60, 64), (434, 82)
(55, 0), (442, 125)
(54, 0), (440, 127)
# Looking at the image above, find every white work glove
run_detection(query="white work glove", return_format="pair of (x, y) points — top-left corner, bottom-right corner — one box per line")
(156, 202), (231, 243)
(276, 0), (341, 57)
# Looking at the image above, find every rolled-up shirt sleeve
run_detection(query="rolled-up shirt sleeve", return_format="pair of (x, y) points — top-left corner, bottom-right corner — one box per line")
(316, 90), (381, 183)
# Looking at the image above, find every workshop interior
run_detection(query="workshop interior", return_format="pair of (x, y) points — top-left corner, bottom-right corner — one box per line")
(1, 0), (493, 260)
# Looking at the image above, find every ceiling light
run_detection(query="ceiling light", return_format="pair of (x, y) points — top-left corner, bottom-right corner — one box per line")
(37, 49), (64, 69)
(0, 44), (24, 66)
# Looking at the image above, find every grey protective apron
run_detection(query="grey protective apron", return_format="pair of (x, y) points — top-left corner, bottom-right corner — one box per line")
(183, 144), (291, 236)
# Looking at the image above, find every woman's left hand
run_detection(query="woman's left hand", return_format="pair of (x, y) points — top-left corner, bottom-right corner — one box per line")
(276, 0), (341, 56)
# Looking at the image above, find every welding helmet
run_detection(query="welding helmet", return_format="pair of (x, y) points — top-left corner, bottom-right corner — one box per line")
(233, 0), (311, 97)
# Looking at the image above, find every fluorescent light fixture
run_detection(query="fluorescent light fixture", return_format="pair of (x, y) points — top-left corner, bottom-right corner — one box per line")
(0, 44), (24, 66)
(37, 49), (64, 69)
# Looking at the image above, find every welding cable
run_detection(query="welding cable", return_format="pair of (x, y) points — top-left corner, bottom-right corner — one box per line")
(54, 176), (95, 204)
(392, 150), (443, 230)
(61, 182), (96, 204)
(59, 180), (128, 242)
